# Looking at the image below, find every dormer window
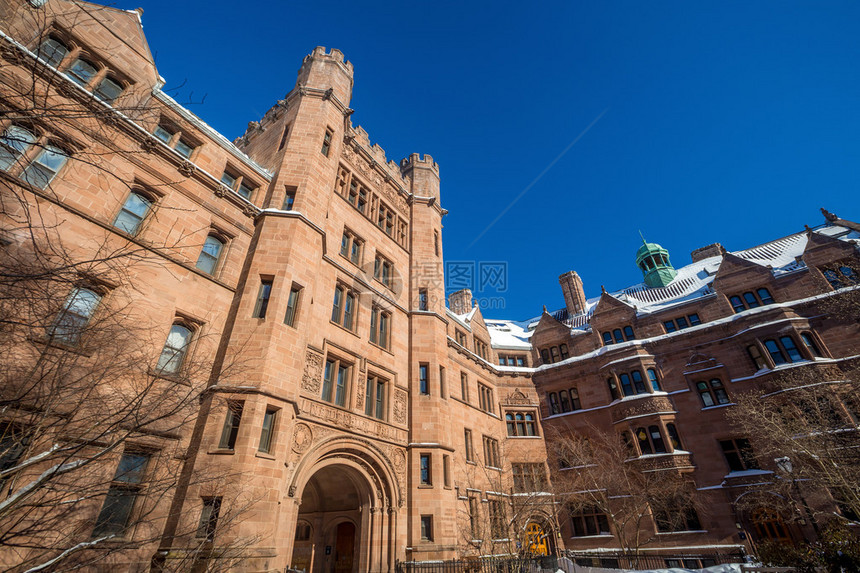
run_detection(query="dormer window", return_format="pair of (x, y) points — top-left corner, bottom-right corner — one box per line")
(38, 36), (69, 68)
(153, 122), (197, 159)
(220, 168), (257, 201)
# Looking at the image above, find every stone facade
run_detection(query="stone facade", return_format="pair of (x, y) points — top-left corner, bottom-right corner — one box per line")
(0, 2), (857, 572)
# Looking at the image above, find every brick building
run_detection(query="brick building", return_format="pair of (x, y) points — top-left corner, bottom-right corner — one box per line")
(0, 1), (857, 572)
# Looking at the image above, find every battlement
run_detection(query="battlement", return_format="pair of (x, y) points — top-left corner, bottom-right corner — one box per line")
(302, 46), (354, 74)
(400, 153), (440, 174)
(347, 122), (409, 185)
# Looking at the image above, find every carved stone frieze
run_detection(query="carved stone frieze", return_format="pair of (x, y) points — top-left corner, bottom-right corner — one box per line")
(214, 184), (229, 198)
(297, 398), (407, 443)
(178, 161), (195, 178)
(301, 349), (324, 394)
(392, 390), (407, 425)
(140, 136), (158, 153)
(242, 204), (259, 218)
(356, 374), (366, 409)
(502, 388), (536, 406)
(612, 395), (675, 423)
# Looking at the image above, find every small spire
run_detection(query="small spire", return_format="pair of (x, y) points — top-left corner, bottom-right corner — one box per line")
(639, 230), (647, 245)
(601, 285), (607, 294)
(542, 305), (548, 314)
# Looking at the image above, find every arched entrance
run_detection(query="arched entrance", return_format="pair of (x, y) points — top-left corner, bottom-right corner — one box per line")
(287, 439), (401, 573)
(525, 521), (549, 555)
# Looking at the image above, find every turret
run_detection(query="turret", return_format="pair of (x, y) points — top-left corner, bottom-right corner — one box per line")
(636, 240), (677, 288)
(296, 46), (354, 105)
(400, 153), (440, 200)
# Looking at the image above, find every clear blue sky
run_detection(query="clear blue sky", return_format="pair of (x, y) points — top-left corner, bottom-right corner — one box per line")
(133, 0), (860, 320)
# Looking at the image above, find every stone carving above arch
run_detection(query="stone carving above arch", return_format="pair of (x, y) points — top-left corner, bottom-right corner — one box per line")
(502, 388), (536, 406)
(292, 422), (313, 453)
(301, 349), (324, 394)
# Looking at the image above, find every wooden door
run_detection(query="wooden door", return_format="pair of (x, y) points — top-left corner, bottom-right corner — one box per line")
(334, 521), (355, 573)
(526, 522), (548, 555)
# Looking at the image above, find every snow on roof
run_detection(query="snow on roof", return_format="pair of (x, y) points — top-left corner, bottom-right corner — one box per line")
(493, 222), (859, 343)
(484, 319), (533, 350)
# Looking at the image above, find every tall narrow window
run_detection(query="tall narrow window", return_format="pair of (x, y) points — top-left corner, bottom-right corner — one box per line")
(278, 124), (291, 150)
(548, 393), (560, 415)
(156, 324), (193, 374)
(92, 451), (150, 537)
(631, 370), (647, 394)
(419, 363), (429, 395)
(282, 187), (296, 210)
(335, 362), (348, 407)
(779, 336), (803, 362)
(0, 125), (36, 171)
(748, 344), (767, 370)
(719, 438), (759, 472)
(418, 289), (428, 311)
(730, 296), (746, 313)
(619, 374), (634, 397)
(284, 285), (302, 327)
(258, 407), (278, 453)
(68, 57), (98, 87)
(743, 292), (760, 309)
(321, 129), (333, 156)
(569, 388), (581, 410)
(196, 497), (222, 541)
(800, 332), (821, 357)
(607, 377), (621, 400)
(649, 425), (666, 453)
(95, 76), (124, 103)
(764, 339), (787, 365)
(559, 390), (570, 413)
(461, 373), (469, 402)
(113, 191), (152, 235)
(666, 423), (682, 450)
(21, 144), (68, 189)
(420, 515), (433, 541)
(434, 231), (440, 256)
(196, 235), (225, 275)
(253, 279), (273, 318)
(623, 325), (635, 340)
(419, 453), (432, 485)
(218, 401), (244, 450)
(757, 288), (774, 305)
(647, 368), (661, 391)
(469, 496), (480, 538)
(464, 429), (474, 462)
(439, 366), (446, 399)
(697, 378), (730, 407)
(331, 285), (356, 330)
(51, 287), (102, 344)
(365, 375), (385, 420)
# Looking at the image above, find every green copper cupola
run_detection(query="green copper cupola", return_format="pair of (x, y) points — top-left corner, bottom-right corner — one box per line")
(636, 239), (677, 288)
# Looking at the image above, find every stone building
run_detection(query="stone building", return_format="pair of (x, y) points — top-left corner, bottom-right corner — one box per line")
(0, 1), (857, 572)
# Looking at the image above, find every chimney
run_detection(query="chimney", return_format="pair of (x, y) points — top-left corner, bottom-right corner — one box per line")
(448, 289), (472, 315)
(691, 243), (725, 263)
(559, 271), (586, 317)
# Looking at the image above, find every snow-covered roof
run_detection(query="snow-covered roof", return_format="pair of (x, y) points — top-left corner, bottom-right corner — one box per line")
(484, 319), (533, 350)
(501, 222), (860, 343)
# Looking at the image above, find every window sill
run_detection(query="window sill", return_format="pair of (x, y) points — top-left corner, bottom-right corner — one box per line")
(208, 448), (235, 455)
(506, 435), (542, 439)
(149, 369), (192, 386)
(369, 340), (394, 355)
(701, 402), (735, 411)
(570, 534), (613, 539)
(466, 460), (477, 466)
(255, 451), (276, 460)
(417, 484), (434, 489)
(656, 530), (708, 535)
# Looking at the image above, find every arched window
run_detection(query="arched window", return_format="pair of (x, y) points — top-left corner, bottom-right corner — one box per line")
(21, 143), (68, 189)
(779, 336), (803, 362)
(540, 348), (550, 364)
(51, 287), (102, 344)
(113, 191), (152, 235)
(196, 235), (225, 275)
(516, 413), (527, 435)
(647, 368), (661, 391)
(764, 339), (787, 365)
(95, 76), (124, 103)
(666, 423), (682, 450)
(550, 346), (560, 362)
(38, 36), (69, 68)
(623, 325), (635, 340)
(696, 378), (729, 407)
(631, 370), (647, 394)
(559, 344), (570, 359)
(752, 508), (790, 543)
(507, 412), (537, 436)
(0, 125), (36, 171)
(748, 344), (767, 370)
(607, 377), (621, 401)
(612, 329), (623, 344)
(742, 292), (760, 309)
(569, 388), (581, 411)
(729, 295), (746, 313)
(800, 332), (821, 357)
(156, 323), (193, 374)
(506, 413), (516, 435)
(68, 57), (98, 87)
(559, 391), (570, 413)
(619, 374), (634, 397)
(548, 393), (559, 415)
(602, 332), (613, 346)
(757, 288), (774, 305)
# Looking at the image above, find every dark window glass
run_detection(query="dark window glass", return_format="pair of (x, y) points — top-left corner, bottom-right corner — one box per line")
(607, 377), (621, 400)
(602, 332), (613, 346)
(647, 368), (661, 392)
(284, 286), (301, 327)
(559, 391), (570, 413)
(663, 320), (676, 333)
(676, 316), (688, 329)
(780, 336), (803, 362)
(420, 454), (431, 485)
(666, 423), (682, 450)
(729, 296), (745, 313)
(560, 344), (570, 359)
(623, 325), (635, 340)
(570, 388), (581, 410)
(757, 288), (774, 304)
(764, 339), (787, 365)
(218, 401), (243, 449)
(196, 497), (221, 540)
(800, 333), (821, 357)
(258, 407), (277, 453)
(688, 313), (701, 326)
(613, 329), (623, 343)
(649, 425), (666, 453)
(743, 292), (760, 308)
(619, 374), (634, 397)
(636, 427), (652, 455)
(419, 364), (429, 395)
(253, 279), (273, 318)
(631, 370), (647, 394)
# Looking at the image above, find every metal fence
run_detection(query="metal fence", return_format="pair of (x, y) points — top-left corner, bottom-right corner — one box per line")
(397, 555), (559, 573)
(565, 550), (745, 570)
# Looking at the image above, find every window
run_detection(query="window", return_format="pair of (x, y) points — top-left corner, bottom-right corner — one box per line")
(95, 76), (123, 103)
(780, 336), (803, 362)
(607, 377), (621, 401)
(482, 435), (500, 468)
(512, 463), (546, 493)
(439, 366), (446, 399)
(730, 289), (775, 312)
(602, 332), (613, 346)
(560, 343), (570, 359)
(369, 306), (390, 349)
(419, 453), (432, 485)
(365, 375), (385, 419)
(488, 499), (507, 538)
(21, 144), (69, 189)
(654, 503), (701, 533)
(218, 401), (244, 450)
(548, 392), (560, 415)
(748, 344), (767, 370)
(152, 122), (196, 158)
(616, 369), (653, 397)
(569, 387), (581, 410)
(469, 496), (480, 538)
(51, 287), (101, 344)
(321, 128), (333, 156)
(113, 191), (152, 235)
(0, 124), (36, 171)
(37, 36), (69, 68)
(635, 425), (667, 455)
(282, 186), (296, 210)
(418, 288), (428, 311)
(434, 231), (440, 256)
(92, 451), (150, 537)
(603, 325), (635, 345)
(156, 323), (193, 374)
(570, 507), (611, 537)
(419, 363), (429, 395)
(220, 169), (256, 200)
(743, 292), (760, 309)
(464, 428), (474, 462)
(474, 339), (489, 360)
(460, 372), (469, 402)
(455, 330), (468, 347)
(196, 235), (225, 275)
(330, 285), (356, 330)
(757, 288), (774, 305)
(0, 424), (28, 490)
(278, 124), (290, 150)
(719, 438), (758, 472)
(196, 497), (222, 541)
(664, 313), (702, 332)
(420, 515), (433, 541)
(374, 255), (393, 288)
(376, 201), (395, 237)
(666, 423), (683, 450)
(506, 412), (537, 436)
(800, 332), (821, 357)
(252, 279), (273, 318)
(68, 57), (98, 87)
(339, 230), (362, 265)
(322, 358), (350, 407)
(258, 406), (278, 453)
(729, 296), (746, 313)
(284, 284), (302, 327)
(822, 265), (859, 288)
(696, 378), (729, 407)
(551, 388), (581, 414)
(346, 177), (368, 213)
(623, 326), (635, 340)
(763, 337), (804, 365)
(295, 522), (311, 541)
(647, 368), (661, 391)
(443, 455), (451, 487)
(499, 354), (525, 367)
(478, 384), (494, 414)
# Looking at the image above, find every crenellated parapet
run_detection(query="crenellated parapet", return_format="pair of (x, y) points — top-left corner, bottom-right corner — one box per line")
(399, 153), (440, 176)
(301, 46), (354, 74)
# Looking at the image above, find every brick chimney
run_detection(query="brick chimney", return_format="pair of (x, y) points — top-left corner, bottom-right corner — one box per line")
(691, 243), (725, 263)
(448, 289), (472, 315)
(559, 271), (586, 317)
